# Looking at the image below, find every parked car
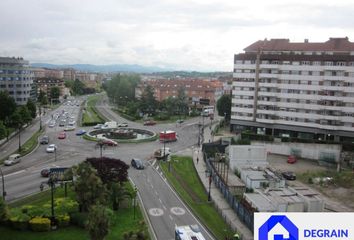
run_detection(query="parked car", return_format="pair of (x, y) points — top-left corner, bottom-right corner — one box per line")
(143, 120), (156, 126)
(59, 120), (66, 127)
(46, 144), (57, 153)
(176, 119), (184, 124)
(68, 120), (76, 126)
(76, 129), (87, 136)
(58, 132), (66, 139)
(282, 171), (296, 181)
(40, 168), (50, 177)
(40, 135), (49, 144)
(118, 122), (128, 127)
(102, 139), (118, 146)
(287, 155), (297, 164)
(4, 154), (21, 166)
(131, 158), (144, 169)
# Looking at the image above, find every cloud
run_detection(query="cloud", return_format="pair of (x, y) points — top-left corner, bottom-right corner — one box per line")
(1, 0), (354, 71)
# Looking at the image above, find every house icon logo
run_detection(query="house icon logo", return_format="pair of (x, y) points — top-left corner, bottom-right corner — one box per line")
(258, 215), (298, 240)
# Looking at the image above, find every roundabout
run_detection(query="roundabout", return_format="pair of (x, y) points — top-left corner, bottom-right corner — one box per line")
(85, 127), (157, 143)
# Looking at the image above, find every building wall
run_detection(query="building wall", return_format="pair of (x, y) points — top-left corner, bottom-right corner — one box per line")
(232, 38), (354, 140)
(0, 57), (34, 105)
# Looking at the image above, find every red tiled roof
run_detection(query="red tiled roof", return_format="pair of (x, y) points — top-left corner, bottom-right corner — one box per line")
(244, 37), (354, 52)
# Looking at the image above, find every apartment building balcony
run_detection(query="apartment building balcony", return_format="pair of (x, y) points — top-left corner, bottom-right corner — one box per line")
(232, 81), (255, 87)
(232, 72), (256, 79)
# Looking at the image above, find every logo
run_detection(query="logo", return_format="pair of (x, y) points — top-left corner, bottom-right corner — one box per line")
(259, 215), (298, 240)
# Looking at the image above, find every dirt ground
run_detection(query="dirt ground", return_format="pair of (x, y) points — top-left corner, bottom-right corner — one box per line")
(267, 154), (354, 211)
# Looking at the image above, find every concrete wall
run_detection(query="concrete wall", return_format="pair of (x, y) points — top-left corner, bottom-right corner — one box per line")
(251, 141), (341, 162)
(227, 145), (268, 170)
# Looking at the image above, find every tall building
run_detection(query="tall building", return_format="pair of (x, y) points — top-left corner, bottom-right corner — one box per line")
(0, 57), (34, 105)
(232, 38), (354, 142)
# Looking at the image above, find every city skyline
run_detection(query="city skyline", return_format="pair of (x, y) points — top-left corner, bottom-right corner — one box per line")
(1, 0), (354, 71)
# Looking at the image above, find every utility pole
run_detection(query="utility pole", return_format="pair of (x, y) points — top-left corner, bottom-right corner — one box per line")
(0, 167), (6, 200)
(39, 104), (42, 131)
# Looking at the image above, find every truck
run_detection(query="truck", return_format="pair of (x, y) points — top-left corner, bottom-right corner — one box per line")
(154, 147), (171, 160)
(202, 106), (214, 118)
(159, 130), (177, 142)
(101, 121), (117, 129)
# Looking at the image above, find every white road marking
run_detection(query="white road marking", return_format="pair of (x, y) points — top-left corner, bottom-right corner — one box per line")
(4, 170), (25, 178)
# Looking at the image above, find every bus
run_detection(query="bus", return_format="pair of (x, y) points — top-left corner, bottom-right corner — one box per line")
(175, 225), (206, 240)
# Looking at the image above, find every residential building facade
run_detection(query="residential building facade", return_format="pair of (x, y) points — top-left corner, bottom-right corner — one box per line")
(34, 77), (65, 100)
(232, 38), (354, 141)
(0, 57), (34, 105)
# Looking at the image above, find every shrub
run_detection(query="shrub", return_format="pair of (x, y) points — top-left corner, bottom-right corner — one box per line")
(9, 208), (30, 231)
(0, 197), (9, 223)
(29, 217), (51, 232)
(57, 214), (70, 227)
(55, 198), (79, 215)
(70, 212), (88, 228)
(22, 205), (50, 218)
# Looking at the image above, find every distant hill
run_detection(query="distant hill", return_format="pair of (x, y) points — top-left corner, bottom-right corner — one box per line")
(31, 63), (173, 73)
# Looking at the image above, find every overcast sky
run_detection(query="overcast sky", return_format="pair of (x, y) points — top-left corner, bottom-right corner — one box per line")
(1, 0), (354, 71)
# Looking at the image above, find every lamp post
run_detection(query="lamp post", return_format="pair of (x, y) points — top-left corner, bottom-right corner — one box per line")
(38, 103), (42, 131)
(208, 170), (212, 201)
(198, 122), (202, 147)
(54, 147), (57, 161)
(0, 167), (6, 200)
(133, 186), (138, 220)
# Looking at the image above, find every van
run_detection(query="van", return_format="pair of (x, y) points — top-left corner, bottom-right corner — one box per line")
(4, 154), (21, 166)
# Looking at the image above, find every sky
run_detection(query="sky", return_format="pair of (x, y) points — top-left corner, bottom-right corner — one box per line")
(1, 0), (354, 71)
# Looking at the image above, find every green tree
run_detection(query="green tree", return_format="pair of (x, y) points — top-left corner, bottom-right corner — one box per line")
(0, 197), (9, 222)
(140, 85), (157, 115)
(0, 91), (16, 122)
(176, 87), (188, 116)
(38, 90), (48, 105)
(86, 204), (112, 240)
(50, 86), (60, 102)
(161, 97), (176, 116)
(73, 79), (85, 95)
(216, 94), (231, 121)
(0, 121), (6, 140)
(26, 99), (37, 119)
(72, 162), (107, 212)
(10, 108), (23, 152)
(19, 106), (32, 124)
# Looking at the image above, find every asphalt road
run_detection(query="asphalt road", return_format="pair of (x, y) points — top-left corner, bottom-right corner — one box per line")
(1, 96), (214, 240)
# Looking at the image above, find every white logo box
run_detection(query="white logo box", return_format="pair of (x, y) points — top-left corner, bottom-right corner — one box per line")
(254, 212), (354, 240)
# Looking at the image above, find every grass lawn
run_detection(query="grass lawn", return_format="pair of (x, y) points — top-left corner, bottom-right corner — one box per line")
(160, 155), (233, 240)
(82, 95), (106, 126)
(5, 184), (149, 240)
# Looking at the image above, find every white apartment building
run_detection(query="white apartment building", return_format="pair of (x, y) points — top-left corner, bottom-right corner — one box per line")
(0, 57), (34, 105)
(231, 38), (354, 142)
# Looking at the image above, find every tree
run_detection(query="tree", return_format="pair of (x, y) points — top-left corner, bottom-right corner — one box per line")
(72, 79), (85, 95)
(0, 197), (9, 222)
(86, 204), (112, 240)
(50, 86), (60, 102)
(216, 94), (231, 121)
(26, 99), (37, 119)
(19, 106), (32, 125)
(176, 87), (188, 116)
(0, 121), (6, 140)
(10, 109), (23, 152)
(140, 85), (157, 115)
(161, 97), (177, 116)
(38, 90), (48, 105)
(0, 91), (16, 122)
(72, 162), (107, 212)
(87, 157), (130, 210)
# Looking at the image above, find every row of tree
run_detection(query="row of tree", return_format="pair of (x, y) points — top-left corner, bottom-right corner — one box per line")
(0, 91), (37, 142)
(65, 79), (97, 96)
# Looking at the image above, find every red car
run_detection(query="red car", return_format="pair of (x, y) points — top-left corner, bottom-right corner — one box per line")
(102, 139), (118, 146)
(287, 155), (297, 164)
(143, 120), (156, 126)
(58, 132), (67, 139)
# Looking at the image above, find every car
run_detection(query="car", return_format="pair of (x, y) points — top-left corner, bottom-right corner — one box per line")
(93, 124), (103, 129)
(143, 120), (156, 126)
(287, 155), (297, 164)
(76, 129), (87, 136)
(118, 122), (128, 127)
(40, 168), (50, 177)
(282, 171), (296, 181)
(176, 119), (184, 124)
(58, 132), (66, 139)
(40, 135), (49, 144)
(48, 121), (56, 128)
(59, 120), (66, 127)
(46, 144), (57, 153)
(131, 158), (145, 169)
(102, 139), (118, 146)
(4, 154), (21, 166)
(68, 120), (76, 126)
(64, 126), (76, 131)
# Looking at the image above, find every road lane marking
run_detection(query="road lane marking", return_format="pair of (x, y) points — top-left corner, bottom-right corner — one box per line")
(4, 170), (25, 178)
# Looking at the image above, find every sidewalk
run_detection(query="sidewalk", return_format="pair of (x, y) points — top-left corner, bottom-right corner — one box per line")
(193, 123), (253, 240)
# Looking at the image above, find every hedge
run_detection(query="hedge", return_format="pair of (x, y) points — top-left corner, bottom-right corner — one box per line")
(9, 208), (30, 231)
(57, 214), (70, 227)
(70, 212), (88, 228)
(29, 217), (51, 232)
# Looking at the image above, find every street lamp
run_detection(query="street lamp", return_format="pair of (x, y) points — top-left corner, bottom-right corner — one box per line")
(197, 122), (202, 147)
(133, 186), (138, 220)
(0, 167), (6, 200)
(40, 175), (57, 228)
(206, 169), (212, 201)
(54, 147), (57, 162)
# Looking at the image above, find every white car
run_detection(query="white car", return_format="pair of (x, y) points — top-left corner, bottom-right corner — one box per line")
(48, 120), (56, 128)
(46, 144), (57, 153)
(4, 154), (21, 166)
(93, 124), (103, 129)
(118, 122), (128, 127)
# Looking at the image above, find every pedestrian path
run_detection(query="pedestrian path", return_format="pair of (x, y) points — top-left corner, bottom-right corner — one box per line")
(192, 124), (254, 240)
